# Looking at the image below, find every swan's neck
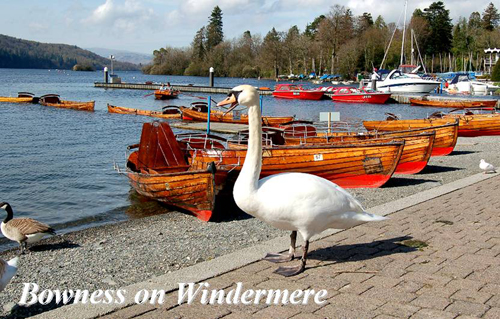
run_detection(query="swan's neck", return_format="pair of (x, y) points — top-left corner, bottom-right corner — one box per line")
(236, 102), (262, 194)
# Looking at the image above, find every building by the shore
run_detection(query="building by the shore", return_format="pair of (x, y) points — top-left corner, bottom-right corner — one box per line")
(484, 48), (500, 74)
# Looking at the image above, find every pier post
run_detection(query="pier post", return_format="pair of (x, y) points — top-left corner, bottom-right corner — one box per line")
(209, 67), (214, 87)
(104, 67), (108, 84)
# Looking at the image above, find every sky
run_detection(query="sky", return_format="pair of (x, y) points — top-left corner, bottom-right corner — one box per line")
(0, 0), (495, 55)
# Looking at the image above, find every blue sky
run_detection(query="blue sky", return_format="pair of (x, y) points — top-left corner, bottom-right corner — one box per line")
(0, 0), (495, 54)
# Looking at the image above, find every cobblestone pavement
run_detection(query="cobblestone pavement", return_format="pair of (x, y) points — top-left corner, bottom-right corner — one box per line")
(101, 176), (500, 319)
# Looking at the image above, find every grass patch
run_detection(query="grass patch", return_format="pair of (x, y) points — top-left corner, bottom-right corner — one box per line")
(400, 239), (428, 250)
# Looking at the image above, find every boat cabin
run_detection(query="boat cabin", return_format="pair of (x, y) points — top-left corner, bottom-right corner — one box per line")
(274, 84), (305, 91)
(39, 94), (61, 104)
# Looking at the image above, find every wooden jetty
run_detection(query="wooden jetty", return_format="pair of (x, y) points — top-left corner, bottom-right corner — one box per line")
(94, 82), (500, 107)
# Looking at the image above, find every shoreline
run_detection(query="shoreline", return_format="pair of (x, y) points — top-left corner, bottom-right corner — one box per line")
(1, 135), (500, 317)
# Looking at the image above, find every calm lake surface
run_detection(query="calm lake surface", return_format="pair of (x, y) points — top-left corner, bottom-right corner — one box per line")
(0, 68), (496, 248)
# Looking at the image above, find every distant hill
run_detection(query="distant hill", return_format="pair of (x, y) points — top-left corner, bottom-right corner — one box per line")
(0, 34), (139, 71)
(86, 47), (152, 65)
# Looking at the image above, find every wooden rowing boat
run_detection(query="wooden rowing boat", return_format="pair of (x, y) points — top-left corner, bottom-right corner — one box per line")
(107, 104), (181, 119)
(410, 97), (498, 108)
(285, 132), (435, 175)
(124, 122), (219, 222)
(185, 140), (405, 188)
(0, 92), (35, 103)
(363, 119), (459, 156)
(430, 111), (500, 137)
(154, 89), (179, 100)
(180, 106), (295, 126)
(40, 94), (94, 111)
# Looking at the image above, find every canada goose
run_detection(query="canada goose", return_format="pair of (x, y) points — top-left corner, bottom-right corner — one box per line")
(0, 257), (19, 292)
(217, 85), (387, 276)
(0, 202), (56, 254)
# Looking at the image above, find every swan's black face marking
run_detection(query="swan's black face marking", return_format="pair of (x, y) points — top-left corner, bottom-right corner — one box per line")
(227, 90), (242, 100)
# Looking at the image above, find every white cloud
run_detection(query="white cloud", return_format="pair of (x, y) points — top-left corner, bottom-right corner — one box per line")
(83, 0), (157, 33)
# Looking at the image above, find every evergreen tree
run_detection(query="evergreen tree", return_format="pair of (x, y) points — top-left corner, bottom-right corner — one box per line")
(357, 13), (374, 34)
(482, 3), (500, 31)
(468, 12), (482, 29)
(191, 26), (206, 60)
(422, 1), (453, 54)
(305, 15), (326, 39)
(374, 15), (386, 29)
(206, 6), (224, 51)
(260, 28), (283, 78)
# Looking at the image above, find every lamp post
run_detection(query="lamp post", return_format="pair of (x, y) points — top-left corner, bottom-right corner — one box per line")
(110, 55), (115, 75)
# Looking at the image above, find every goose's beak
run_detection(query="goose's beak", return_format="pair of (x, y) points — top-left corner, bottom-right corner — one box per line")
(218, 93), (239, 115)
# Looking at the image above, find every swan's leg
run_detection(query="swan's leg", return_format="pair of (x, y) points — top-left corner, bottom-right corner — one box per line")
(274, 240), (309, 277)
(264, 231), (296, 263)
(19, 241), (27, 255)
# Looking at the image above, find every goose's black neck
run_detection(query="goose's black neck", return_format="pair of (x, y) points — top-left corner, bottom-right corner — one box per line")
(2, 204), (13, 223)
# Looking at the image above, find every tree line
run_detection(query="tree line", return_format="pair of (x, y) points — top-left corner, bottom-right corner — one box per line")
(144, 2), (500, 79)
(0, 34), (139, 71)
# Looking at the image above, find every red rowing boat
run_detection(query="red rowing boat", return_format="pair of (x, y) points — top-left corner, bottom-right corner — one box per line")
(272, 84), (324, 100)
(330, 87), (391, 104)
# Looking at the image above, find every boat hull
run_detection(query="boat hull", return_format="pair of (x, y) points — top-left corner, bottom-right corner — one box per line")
(362, 119), (459, 157)
(154, 90), (179, 99)
(272, 91), (324, 100)
(446, 114), (500, 137)
(187, 142), (405, 188)
(0, 97), (33, 103)
(410, 98), (497, 108)
(285, 132), (435, 175)
(127, 168), (216, 222)
(180, 106), (294, 126)
(41, 100), (95, 111)
(331, 93), (391, 104)
(107, 104), (181, 119)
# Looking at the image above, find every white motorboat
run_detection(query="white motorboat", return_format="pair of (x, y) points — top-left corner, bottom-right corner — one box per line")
(366, 69), (441, 93)
(445, 73), (500, 95)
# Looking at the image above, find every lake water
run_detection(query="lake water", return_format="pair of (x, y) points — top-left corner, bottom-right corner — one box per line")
(0, 68), (496, 248)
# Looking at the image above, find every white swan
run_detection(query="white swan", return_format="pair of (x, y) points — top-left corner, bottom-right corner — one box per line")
(218, 85), (387, 276)
(0, 257), (19, 292)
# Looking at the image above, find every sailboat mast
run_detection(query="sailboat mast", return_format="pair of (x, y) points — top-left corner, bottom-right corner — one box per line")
(400, 0), (408, 66)
(411, 29), (414, 66)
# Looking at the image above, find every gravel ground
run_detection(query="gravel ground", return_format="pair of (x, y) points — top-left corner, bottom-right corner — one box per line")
(1, 135), (499, 317)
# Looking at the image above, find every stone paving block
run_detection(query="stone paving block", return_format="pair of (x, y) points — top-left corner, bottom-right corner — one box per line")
(396, 280), (425, 294)
(445, 278), (485, 292)
(410, 308), (458, 319)
(401, 271), (452, 287)
(415, 286), (458, 299)
(377, 301), (420, 318)
(480, 283), (500, 294)
(289, 313), (326, 319)
(362, 275), (401, 289)
(161, 303), (232, 319)
(410, 294), (451, 311)
(486, 295), (500, 308)
(338, 282), (374, 295)
(362, 286), (417, 304)
(435, 265), (474, 279)
(451, 288), (493, 304)
(220, 311), (253, 319)
(444, 300), (490, 317)
(99, 304), (156, 319)
(374, 315), (399, 319)
(237, 261), (273, 275)
(252, 305), (301, 318)
(483, 307), (500, 319)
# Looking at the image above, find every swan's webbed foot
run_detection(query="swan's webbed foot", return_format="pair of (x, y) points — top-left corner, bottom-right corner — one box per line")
(274, 263), (305, 277)
(264, 253), (294, 263)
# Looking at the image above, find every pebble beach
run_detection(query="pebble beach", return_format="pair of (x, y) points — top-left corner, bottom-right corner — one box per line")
(1, 134), (499, 318)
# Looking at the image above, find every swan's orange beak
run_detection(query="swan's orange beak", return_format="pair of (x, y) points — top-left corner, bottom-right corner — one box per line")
(218, 91), (239, 114)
